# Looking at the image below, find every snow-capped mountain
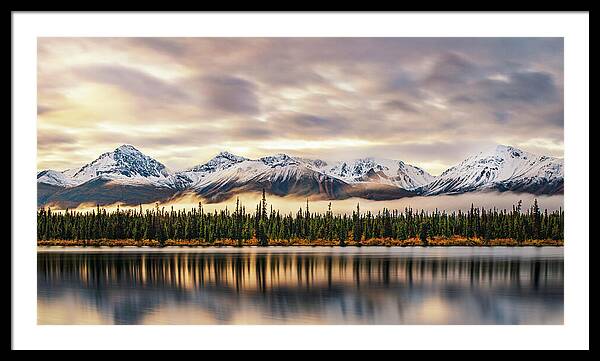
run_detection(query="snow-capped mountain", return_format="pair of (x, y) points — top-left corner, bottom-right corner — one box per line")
(38, 144), (174, 189)
(68, 144), (172, 185)
(178, 153), (330, 192)
(170, 151), (249, 189)
(171, 153), (423, 202)
(37, 145), (180, 208)
(37, 144), (564, 208)
(37, 169), (80, 187)
(189, 151), (248, 173)
(181, 153), (354, 202)
(419, 145), (564, 195)
(317, 157), (435, 190)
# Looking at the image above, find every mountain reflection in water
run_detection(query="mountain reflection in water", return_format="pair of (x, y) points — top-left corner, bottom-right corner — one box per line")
(37, 247), (563, 325)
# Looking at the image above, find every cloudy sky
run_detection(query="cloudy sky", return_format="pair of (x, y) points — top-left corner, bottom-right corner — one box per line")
(37, 38), (563, 175)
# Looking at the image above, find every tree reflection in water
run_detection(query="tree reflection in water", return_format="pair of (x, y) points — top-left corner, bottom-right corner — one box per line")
(37, 248), (563, 325)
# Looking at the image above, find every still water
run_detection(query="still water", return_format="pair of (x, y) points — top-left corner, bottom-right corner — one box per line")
(38, 247), (563, 325)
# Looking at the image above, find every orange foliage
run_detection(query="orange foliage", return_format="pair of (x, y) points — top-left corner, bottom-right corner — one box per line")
(38, 237), (563, 247)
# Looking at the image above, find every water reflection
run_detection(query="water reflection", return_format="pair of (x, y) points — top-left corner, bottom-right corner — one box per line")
(38, 248), (563, 325)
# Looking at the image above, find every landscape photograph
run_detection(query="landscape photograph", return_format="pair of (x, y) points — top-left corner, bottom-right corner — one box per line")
(36, 37), (565, 326)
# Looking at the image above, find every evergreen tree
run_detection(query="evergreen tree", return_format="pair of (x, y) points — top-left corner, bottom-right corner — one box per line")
(37, 199), (563, 245)
(419, 222), (430, 246)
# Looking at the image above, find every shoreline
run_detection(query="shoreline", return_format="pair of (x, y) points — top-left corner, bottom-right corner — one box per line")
(37, 237), (564, 248)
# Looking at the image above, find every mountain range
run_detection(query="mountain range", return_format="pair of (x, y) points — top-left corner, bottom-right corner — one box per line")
(37, 144), (564, 208)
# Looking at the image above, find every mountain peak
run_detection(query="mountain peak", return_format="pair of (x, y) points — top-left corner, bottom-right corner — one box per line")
(69, 144), (168, 182)
(272, 153), (293, 159)
(318, 157), (435, 190)
(260, 153), (299, 167)
(108, 144), (151, 160)
(494, 144), (520, 154)
(188, 151), (247, 173)
(423, 144), (563, 195)
(214, 151), (246, 161)
(496, 144), (512, 151)
(116, 144), (137, 150)
(486, 144), (531, 161)
(297, 157), (328, 168)
(37, 144), (563, 200)
(114, 144), (141, 153)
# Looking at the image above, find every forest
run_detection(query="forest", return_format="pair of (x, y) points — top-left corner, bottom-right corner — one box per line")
(37, 191), (564, 247)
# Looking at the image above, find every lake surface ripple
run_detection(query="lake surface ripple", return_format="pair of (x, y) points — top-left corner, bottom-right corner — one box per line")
(37, 247), (563, 325)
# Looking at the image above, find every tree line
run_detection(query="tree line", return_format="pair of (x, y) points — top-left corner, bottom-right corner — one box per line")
(37, 190), (563, 246)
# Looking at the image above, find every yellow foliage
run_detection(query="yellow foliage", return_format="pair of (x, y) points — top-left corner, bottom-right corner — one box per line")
(38, 237), (563, 247)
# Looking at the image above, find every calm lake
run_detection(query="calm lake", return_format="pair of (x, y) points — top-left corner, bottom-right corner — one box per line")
(37, 247), (563, 325)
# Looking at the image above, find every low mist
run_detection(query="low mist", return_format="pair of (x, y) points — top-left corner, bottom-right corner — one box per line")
(50, 191), (564, 214)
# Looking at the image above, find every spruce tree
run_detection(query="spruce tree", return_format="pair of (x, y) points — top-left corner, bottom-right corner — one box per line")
(419, 222), (430, 246)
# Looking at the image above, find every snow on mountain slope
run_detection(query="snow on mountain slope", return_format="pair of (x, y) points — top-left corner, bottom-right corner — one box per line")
(188, 153), (336, 189)
(71, 144), (170, 182)
(37, 144), (564, 207)
(420, 145), (563, 195)
(182, 153), (430, 192)
(188, 151), (248, 173)
(38, 144), (173, 188)
(295, 157), (328, 169)
(316, 157), (436, 190)
(170, 151), (249, 189)
(180, 153), (354, 202)
(37, 170), (79, 187)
